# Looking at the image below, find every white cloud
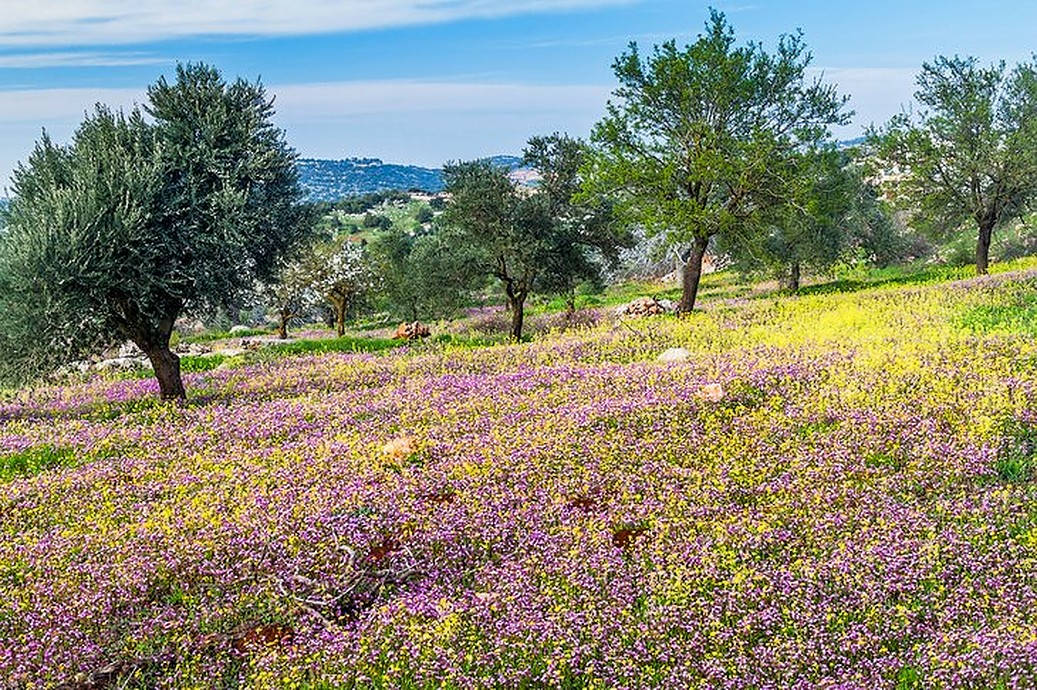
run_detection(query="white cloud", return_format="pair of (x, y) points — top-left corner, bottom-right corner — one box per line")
(0, 79), (612, 185)
(0, 67), (924, 190)
(0, 0), (633, 47)
(0, 51), (168, 68)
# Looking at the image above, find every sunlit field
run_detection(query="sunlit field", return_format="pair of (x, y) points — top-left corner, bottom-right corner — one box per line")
(4, 263), (1037, 688)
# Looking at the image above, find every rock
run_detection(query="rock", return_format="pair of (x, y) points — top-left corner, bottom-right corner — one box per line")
(616, 296), (676, 317)
(657, 347), (691, 363)
(175, 317), (207, 334)
(229, 325), (253, 335)
(393, 321), (431, 340)
(117, 341), (142, 358)
(174, 342), (211, 356)
(695, 383), (725, 402)
(95, 357), (148, 371)
(381, 435), (416, 461)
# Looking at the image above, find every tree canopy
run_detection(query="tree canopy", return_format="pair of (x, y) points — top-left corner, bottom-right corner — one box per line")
(581, 9), (849, 311)
(721, 148), (869, 290)
(442, 137), (627, 340)
(0, 63), (311, 399)
(523, 133), (631, 310)
(868, 55), (1037, 274)
(367, 224), (482, 322)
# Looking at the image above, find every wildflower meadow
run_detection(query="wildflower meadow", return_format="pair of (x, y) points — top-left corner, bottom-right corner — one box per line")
(3, 265), (1037, 688)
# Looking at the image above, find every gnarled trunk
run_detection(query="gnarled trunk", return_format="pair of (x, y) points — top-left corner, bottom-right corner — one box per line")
(142, 343), (185, 402)
(976, 218), (994, 276)
(328, 295), (348, 337)
(679, 235), (710, 313)
(509, 297), (525, 341)
(335, 303), (347, 337)
(783, 262), (801, 292)
(505, 282), (527, 341)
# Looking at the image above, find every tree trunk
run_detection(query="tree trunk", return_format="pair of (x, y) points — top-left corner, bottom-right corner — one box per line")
(278, 312), (288, 339)
(335, 303), (346, 337)
(565, 289), (576, 315)
(143, 343), (185, 402)
(679, 236), (710, 313)
(976, 219), (994, 275)
(784, 262), (801, 292)
(509, 297), (525, 341)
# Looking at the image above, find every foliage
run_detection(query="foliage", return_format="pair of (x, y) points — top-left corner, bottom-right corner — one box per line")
(581, 9), (849, 310)
(263, 334), (402, 357)
(868, 55), (1037, 274)
(721, 149), (902, 289)
(523, 133), (633, 308)
(332, 190), (412, 214)
(361, 212), (393, 230)
(442, 137), (629, 339)
(0, 63), (310, 399)
(415, 206), (434, 224)
(260, 249), (324, 339)
(367, 224), (483, 321)
(0, 445), (77, 481)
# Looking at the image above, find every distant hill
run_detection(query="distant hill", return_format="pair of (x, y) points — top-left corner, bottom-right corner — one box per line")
(297, 155), (528, 202)
(838, 136), (867, 149)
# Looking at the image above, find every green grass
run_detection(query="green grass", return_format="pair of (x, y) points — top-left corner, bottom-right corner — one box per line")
(180, 327), (272, 344)
(264, 335), (403, 357)
(0, 445), (78, 481)
(528, 257), (1037, 317)
(959, 295), (1037, 337)
(994, 420), (1037, 483)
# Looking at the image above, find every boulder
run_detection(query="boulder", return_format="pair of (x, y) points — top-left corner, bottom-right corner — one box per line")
(117, 341), (142, 358)
(174, 342), (212, 356)
(394, 321), (431, 340)
(656, 298), (677, 312)
(616, 296), (676, 318)
(95, 357), (148, 371)
(657, 347), (691, 363)
(695, 383), (725, 402)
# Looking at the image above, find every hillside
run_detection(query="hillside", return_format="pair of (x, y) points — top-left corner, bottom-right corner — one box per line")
(4, 262), (1037, 687)
(297, 155), (528, 201)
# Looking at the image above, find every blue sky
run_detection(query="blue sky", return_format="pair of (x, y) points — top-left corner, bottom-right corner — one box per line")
(1, 0), (1035, 185)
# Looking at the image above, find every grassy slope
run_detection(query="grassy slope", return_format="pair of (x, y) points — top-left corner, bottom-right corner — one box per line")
(3, 259), (1037, 687)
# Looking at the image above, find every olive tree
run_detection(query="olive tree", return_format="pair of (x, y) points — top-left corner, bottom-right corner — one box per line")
(523, 133), (631, 311)
(442, 144), (626, 341)
(869, 55), (1037, 274)
(0, 63), (310, 399)
(581, 9), (849, 311)
(720, 148), (855, 290)
(367, 224), (482, 322)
